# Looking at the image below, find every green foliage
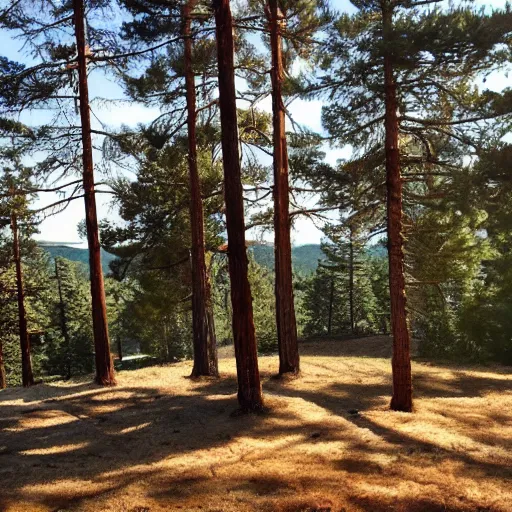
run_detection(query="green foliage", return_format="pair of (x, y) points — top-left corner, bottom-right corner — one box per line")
(248, 243), (323, 274)
(249, 258), (278, 353)
(0, 153), (51, 385)
(212, 253), (278, 354)
(443, 145), (512, 364)
(302, 240), (388, 337)
(99, 127), (224, 362)
(41, 246), (116, 275)
(0, 245), (56, 386)
(44, 258), (95, 378)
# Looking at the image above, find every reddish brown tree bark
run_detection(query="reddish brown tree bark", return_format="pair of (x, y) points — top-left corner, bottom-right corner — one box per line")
(327, 278), (334, 336)
(73, 0), (116, 386)
(268, 0), (300, 376)
(213, 0), (263, 411)
(0, 338), (6, 389)
(183, 1), (218, 378)
(382, 3), (413, 412)
(349, 226), (355, 334)
(117, 337), (123, 362)
(11, 213), (34, 388)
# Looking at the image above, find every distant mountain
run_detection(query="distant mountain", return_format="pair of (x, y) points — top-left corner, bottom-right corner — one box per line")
(367, 244), (387, 258)
(40, 243), (324, 276)
(41, 245), (117, 274)
(40, 242), (385, 277)
(249, 244), (324, 275)
(250, 243), (386, 274)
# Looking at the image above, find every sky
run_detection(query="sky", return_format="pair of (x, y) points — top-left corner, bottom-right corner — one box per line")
(1, 0), (509, 248)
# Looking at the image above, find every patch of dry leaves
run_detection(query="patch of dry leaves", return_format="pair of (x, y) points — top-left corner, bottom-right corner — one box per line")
(0, 337), (511, 512)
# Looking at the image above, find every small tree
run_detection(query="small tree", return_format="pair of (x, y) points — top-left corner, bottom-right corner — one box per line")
(0, 159), (36, 387)
(45, 257), (95, 378)
(0, 151), (55, 387)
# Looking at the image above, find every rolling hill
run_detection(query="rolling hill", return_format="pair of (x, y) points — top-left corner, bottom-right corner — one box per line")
(41, 245), (117, 274)
(248, 243), (324, 274)
(41, 243), (326, 275)
(41, 243), (385, 275)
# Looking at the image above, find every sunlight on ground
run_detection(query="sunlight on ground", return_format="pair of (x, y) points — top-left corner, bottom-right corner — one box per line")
(1, 336), (511, 512)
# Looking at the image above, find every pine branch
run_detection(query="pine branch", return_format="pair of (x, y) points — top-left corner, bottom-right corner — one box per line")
(0, 179), (84, 197)
(403, 113), (509, 127)
(30, 193), (84, 216)
(289, 206), (336, 218)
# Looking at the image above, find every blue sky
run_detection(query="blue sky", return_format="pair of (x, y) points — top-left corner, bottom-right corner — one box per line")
(1, 0), (509, 247)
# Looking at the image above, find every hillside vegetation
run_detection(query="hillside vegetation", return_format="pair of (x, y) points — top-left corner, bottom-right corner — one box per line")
(249, 244), (325, 274)
(42, 244), (327, 275)
(1, 337), (510, 512)
(41, 246), (118, 274)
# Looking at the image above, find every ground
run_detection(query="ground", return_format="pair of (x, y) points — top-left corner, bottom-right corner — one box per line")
(1, 336), (511, 512)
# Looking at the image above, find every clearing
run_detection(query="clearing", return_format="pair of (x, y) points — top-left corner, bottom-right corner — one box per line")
(1, 336), (511, 512)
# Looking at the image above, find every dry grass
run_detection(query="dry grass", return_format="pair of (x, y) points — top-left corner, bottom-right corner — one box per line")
(1, 336), (511, 512)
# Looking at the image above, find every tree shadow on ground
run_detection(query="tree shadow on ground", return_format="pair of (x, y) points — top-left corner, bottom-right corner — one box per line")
(300, 335), (512, 377)
(265, 373), (512, 481)
(414, 368), (512, 398)
(0, 371), (355, 511)
(348, 495), (474, 512)
(1, 346), (511, 512)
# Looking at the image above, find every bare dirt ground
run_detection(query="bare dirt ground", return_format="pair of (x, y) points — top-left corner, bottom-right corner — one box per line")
(1, 336), (511, 512)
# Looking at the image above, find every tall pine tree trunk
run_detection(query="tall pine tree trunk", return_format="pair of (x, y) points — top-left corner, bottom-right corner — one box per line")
(73, 0), (115, 386)
(213, 0), (263, 411)
(183, 1), (218, 378)
(55, 259), (72, 379)
(268, 0), (300, 376)
(11, 213), (33, 388)
(0, 338), (6, 389)
(327, 278), (334, 336)
(382, 3), (412, 412)
(349, 227), (355, 334)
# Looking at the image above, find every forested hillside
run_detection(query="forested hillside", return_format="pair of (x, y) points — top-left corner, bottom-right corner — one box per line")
(249, 243), (325, 274)
(41, 243), (327, 276)
(41, 245), (117, 273)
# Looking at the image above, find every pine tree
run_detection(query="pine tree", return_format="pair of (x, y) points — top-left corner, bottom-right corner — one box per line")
(303, 232), (383, 337)
(241, 0), (331, 375)
(115, 0), (221, 377)
(10, 205), (33, 386)
(213, 0), (263, 411)
(0, 248), (50, 387)
(314, 0), (512, 412)
(0, 336), (6, 389)
(323, 223), (380, 334)
(453, 144), (512, 363)
(267, 0), (299, 375)
(0, 151), (55, 387)
(303, 264), (341, 336)
(100, 130), (224, 364)
(380, 0), (411, 412)
(54, 257), (72, 379)
(72, 0), (115, 385)
(183, 1), (218, 377)
(0, 0), (118, 385)
(0, 160), (36, 387)
(45, 257), (95, 378)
